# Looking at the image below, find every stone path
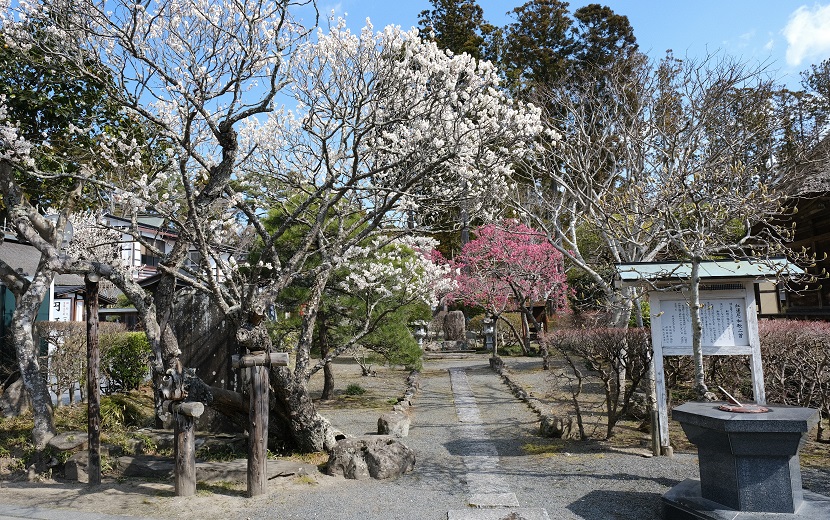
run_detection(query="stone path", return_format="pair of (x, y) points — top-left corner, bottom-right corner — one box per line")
(446, 367), (550, 520)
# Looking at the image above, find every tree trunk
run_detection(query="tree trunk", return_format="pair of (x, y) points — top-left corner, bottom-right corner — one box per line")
(319, 311), (334, 400)
(263, 269), (338, 452)
(517, 300), (546, 366)
(269, 366), (336, 452)
(689, 258), (708, 399)
(86, 275), (101, 486)
(520, 311), (531, 354)
(10, 268), (56, 449)
(497, 315), (523, 354)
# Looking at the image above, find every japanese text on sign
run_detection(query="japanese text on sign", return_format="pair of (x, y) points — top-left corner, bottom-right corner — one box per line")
(660, 299), (748, 347)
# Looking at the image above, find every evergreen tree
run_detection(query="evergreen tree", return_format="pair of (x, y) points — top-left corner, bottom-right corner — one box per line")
(569, 3), (638, 74)
(417, 0), (494, 60)
(501, 0), (573, 96)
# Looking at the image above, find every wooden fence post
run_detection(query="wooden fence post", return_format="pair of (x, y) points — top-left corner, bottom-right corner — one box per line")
(168, 401), (204, 497)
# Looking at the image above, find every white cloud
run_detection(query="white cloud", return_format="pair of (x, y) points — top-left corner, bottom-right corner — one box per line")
(783, 3), (830, 66)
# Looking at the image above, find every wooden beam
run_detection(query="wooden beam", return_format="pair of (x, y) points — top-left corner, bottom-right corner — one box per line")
(232, 352), (289, 369)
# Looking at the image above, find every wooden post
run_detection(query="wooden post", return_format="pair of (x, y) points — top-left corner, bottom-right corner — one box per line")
(248, 365), (269, 497)
(231, 351), (288, 497)
(85, 274), (101, 486)
(170, 401), (204, 497)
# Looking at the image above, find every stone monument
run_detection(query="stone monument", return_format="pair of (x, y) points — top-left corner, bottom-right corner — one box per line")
(662, 401), (830, 519)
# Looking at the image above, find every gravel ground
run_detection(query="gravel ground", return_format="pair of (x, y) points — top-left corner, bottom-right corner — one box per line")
(2, 354), (826, 520)
(239, 356), (701, 520)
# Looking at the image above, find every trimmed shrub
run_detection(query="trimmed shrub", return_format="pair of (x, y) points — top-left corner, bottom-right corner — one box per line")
(102, 332), (151, 393)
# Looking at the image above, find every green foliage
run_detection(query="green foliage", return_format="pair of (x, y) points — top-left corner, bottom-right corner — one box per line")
(102, 332), (151, 393)
(501, 0), (573, 93)
(115, 294), (134, 308)
(344, 383), (366, 396)
(354, 299), (429, 370)
(417, 0), (495, 60)
(629, 300), (650, 328)
(100, 393), (154, 430)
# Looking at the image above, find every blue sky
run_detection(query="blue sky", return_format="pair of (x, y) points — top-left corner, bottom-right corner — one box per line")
(312, 1), (830, 90)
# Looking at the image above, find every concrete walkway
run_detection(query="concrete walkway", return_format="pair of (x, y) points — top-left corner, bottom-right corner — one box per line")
(446, 367), (550, 520)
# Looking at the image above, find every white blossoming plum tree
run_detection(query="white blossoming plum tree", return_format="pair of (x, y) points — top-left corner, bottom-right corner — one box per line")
(221, 20), (540, 450)
(3, 1), (540, 452)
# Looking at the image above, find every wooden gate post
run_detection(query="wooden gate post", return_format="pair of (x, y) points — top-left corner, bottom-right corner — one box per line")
(232, 351), (289, 497)
(168, 401), (204, 497)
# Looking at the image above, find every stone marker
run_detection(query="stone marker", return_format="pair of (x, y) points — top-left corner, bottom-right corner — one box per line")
(326, 436), (415, 479)
(378, 411), (411, 437)
(443, 310), (466, 342)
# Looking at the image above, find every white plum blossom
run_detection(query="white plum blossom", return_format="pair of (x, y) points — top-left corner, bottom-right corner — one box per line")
(340, 237), (456, 310)
(0, 98), (35, 168)
(238, 19), (543, 227)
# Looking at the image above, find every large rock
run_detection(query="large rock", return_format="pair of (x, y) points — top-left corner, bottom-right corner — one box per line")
(0, 378), (30, 417)
(326, 436), (415, 480)
(378, 411), (411, 438)
(48, 431), (87, 452)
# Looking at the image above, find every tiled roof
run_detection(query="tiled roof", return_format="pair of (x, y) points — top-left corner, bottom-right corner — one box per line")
(0, 238), (41, 278)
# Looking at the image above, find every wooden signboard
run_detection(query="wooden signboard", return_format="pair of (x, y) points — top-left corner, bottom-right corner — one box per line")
(650, 284), (766, 453)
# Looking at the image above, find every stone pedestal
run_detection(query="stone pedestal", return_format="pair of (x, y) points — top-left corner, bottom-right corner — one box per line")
(663, 402), (830, 519)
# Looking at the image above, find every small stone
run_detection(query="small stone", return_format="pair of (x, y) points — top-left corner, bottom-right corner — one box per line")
(64, 452), (89, 483)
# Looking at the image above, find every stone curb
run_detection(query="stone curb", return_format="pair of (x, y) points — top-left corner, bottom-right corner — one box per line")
(377, 370), (420, 437)
(488, 358), (571, 438)
(489, 359), (546, 416)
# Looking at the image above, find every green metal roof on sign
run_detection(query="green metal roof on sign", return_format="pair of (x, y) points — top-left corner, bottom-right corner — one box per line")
(615, 258), (803, 283)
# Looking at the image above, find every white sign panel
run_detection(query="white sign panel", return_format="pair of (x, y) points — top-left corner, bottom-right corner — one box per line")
(51, 298), (72, 322)
(660, 298), (748, 347)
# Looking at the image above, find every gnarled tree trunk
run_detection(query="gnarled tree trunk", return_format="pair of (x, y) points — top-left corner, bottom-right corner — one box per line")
(10, 267), (56, 449)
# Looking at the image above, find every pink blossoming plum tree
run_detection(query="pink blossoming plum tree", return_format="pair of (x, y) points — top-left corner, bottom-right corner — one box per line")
(449, 219), (568, 368)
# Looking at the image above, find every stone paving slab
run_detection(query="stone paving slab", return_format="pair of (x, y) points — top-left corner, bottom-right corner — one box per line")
(447, 508), (551, 520)
(468, 493), (520, 507)
(0, 504), (154, 520)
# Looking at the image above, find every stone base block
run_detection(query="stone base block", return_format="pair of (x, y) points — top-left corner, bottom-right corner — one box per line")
(663, 479), (830, 520)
